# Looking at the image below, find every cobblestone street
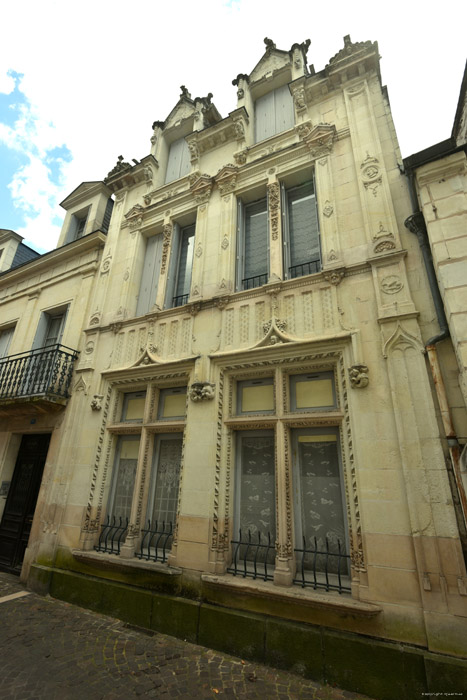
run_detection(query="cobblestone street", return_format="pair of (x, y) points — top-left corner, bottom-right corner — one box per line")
(0, 572), (374, 700)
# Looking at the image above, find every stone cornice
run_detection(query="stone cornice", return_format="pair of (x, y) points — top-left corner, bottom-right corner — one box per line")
(0, 231), (106, 286)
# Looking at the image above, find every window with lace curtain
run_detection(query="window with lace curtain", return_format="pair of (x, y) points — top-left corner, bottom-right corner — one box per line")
(229, 371), (350, 592)
(100, 386), (187, 558)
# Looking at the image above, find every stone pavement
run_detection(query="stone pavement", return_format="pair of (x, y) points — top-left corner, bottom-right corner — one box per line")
(0, 572), (373, 700)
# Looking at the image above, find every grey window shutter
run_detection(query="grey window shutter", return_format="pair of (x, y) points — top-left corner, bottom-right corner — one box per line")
(165, 139), (183, 183)
(274, 84), (294, 133)
(175, 224), (195, 300)
(136, 234), (163, 316)
(243, 199), (268, 288)
(164, 223), (181, 308)
(0, 328), (14, 358)
(255, 91), (275, 142)
(32, 313), (50, 349)
(179, 139), (190, 179)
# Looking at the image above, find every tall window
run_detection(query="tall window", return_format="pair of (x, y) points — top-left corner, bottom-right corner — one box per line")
(98, 386), (187, 560)
(255, 84), (294, 143)
(229, 371), (349, 592)
(165, 137), (190, 184)
(165, 223), (196, 308)
(236, 198), (268, 291)
(282, 181), (321, 278)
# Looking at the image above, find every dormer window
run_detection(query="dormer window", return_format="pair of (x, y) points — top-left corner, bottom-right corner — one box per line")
(67, 207), (90, 242)
(255, 84), (294, 143)
(165, 137), (190, 184)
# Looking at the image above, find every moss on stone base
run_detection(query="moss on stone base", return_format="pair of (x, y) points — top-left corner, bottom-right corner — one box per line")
(28, 563), (467, 700)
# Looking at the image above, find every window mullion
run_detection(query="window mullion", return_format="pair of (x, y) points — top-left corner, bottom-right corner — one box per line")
(274, 368), (294, 586)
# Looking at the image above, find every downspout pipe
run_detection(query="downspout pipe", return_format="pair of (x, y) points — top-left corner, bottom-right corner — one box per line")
(404, 171), (467, 543)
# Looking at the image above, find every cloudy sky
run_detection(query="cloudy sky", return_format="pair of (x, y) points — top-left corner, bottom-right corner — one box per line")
(0, 0), (465, 254)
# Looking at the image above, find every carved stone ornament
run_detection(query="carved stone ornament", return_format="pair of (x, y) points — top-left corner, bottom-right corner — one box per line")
(233, 150), (248, 165)
(160, 223), (172, 274)
(349, 365), (369, 388)
(189, 381), (215, 402)
(268, 182), (280, 240)
(361, 153), (382, 197)
(85, 340), (94, 355)
(195, 243), (203, 258)
(323, 200), (334, 217)
(381, 275), (403, 295)
(233, 117), (245, 139)
(372, 223), (396, 254)
(237, 87), (244, 99)
(89, 312), (101, 326)
(373, 239), (396, 254)
(292, 86), (306, 111)
(328, 249), (338, 262)
(105, 155), (131, 180)
(91, 394), (104, 411)
(100, 254), (112, 275)
(189, 302), (202, 316)
(110, 322), (123, 334)
(296, 122), (337, 159)
(221, 236), (229, 250)
(323, 268), (345, 286)
(213, 295), (230, 309)
(187, 140), (199, 163)
(215, 164), (238, 195)
(190, 174), (213, 204)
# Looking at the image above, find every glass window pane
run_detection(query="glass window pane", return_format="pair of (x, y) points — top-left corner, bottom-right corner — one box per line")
(110, 437), (139, 520)
(237, 434), (276, 539)
(150, 437), (182, 526)
(158, 388), (186, 419)
(238, 378), (274, 413)
(122, 392), (146, 421)
(244, 199), (268, 286)
(294, 432), (348, 574)
(287, 182), (320, 268)
(291, 372), (336, 411)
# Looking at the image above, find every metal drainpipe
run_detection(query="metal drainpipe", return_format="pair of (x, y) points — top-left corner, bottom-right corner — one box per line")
(404, 180), (467, 539)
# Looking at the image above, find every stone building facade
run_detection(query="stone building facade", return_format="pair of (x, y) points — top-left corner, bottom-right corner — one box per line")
(0, 38), (466, 697)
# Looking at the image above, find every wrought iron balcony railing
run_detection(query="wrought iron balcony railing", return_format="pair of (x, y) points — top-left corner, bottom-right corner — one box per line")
(0, 344), (79, 401)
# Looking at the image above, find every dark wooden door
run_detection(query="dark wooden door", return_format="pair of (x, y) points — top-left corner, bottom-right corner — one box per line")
(0, 433), (50, 574)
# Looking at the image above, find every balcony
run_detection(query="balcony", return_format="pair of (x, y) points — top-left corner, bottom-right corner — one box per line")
(0, 344), (79, 416)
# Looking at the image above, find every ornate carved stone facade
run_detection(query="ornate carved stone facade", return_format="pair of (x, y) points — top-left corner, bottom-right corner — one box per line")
(1, 36), (466, 689)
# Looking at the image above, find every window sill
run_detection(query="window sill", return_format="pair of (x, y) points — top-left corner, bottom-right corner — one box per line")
(201, 573), (381, 618)
(72, 549), (182, 577)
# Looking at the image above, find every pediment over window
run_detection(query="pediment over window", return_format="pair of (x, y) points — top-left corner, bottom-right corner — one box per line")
(160, 87), (222, 133)
(234, 38), (311, 86)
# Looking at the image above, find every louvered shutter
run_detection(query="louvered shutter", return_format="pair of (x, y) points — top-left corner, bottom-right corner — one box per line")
(274, 84), (294, 134)
(165, 139), (183, 183)
(175, 224), (195, 300)
(255, 91), (275, 142)
(136, 234), (163, 316)
(0, 328), (14, 358)
(179, 139), (190, 179)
